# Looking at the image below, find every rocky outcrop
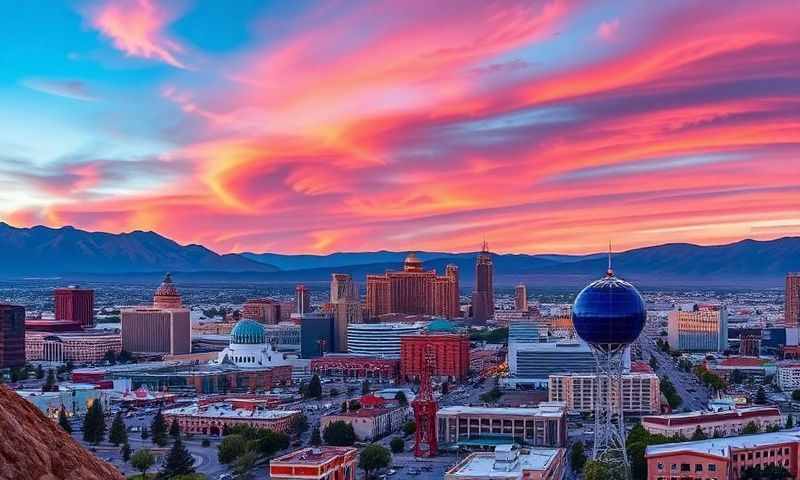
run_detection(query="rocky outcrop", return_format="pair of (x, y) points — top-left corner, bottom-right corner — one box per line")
(0, 384), (124, 480)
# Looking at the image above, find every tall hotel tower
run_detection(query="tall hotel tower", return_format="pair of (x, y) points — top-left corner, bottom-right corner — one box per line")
(471, 242), (494, 322)
(787, 273), (800, 327)
(330, 273), (362, 352)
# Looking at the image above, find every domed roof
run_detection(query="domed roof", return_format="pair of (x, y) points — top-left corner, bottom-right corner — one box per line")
(154, 273), (179, 297)
(572, 271), (646, 351)
(230, 319), (266, 345)
(427, 319), (456, 333)
(404, 252), (423, 272)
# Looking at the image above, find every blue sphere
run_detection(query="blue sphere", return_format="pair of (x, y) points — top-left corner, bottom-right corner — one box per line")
(572, 272), (646, 351)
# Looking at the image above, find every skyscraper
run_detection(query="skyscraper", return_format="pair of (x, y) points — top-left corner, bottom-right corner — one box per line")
(786, 273), (800, 327)
(54, 286), (95, 327)
(0, 304), (25, 369)
(515, 283), (527, 311)
(121, 274), (191, 355)
(471, 242), (494, 322)
(296, 284), (311, 315)
(330, 273), (362, 352)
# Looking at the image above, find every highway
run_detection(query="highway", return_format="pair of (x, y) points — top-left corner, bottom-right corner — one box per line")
(641, 338), (711, 412)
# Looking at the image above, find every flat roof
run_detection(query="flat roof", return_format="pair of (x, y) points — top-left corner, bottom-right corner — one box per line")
(438, 403), (565, 418)
(447, 448), (561, 477)
(272, 446), (356, 466)
(164, 403), (300, 420)
(643, 406), (780, 426)
(646, 431), (800, 459)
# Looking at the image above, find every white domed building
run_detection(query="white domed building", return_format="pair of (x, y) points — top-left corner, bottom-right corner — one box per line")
(215, 319), (291, 369)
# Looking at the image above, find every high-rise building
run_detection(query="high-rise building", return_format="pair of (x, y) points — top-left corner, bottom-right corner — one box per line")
(549, 372), (661, 415)
(365, 254), (459, 319)
(241, 298), (281, 324)
(506, 341), (598, 388)
(121, 273), (191, 355)
(0, 304), (25, 368)
(515, 284), (527, 311)
(667, 304), (728, 352)
(299, 312), (334, 358)
(153, 273), (182, 309)
(330, 274), (362, 352)
(400, 331), (470, 383)
(787, 273), (800, 327)
(54, 286), (94, 327)
(295, 284), (311, 315)
(471, 242), (494, 322)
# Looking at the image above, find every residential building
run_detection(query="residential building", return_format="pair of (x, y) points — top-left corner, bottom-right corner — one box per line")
(400, 330), (471, 383)
(269, 447), (357, 480)
(26, 329), (121, 363)
(787, 273), (800, 327)
(667, 304), (728, 352)
(445, 445), (566, 480)
(436, 403), (567, 448)
(471, 242), (494, 322)
(642, 406), (782, 439)
(645, 431), (800, 480)
(163, 401), (300, 436)
(515, 284), (528, 312)
(330, 274), (362, 353)
(549, 372), (660, 415)
(706, 356), (774, 383)
(54, 286), (94, 327)
(346, 322), (424, 359)
(309, 354), (400, 381)
(0, 304), (25, 368)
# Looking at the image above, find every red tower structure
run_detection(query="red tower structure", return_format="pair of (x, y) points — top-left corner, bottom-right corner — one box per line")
(412, 346), (438, 457)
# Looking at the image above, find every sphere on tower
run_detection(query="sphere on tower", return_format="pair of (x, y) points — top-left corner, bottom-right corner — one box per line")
(572, 269), (646, 351)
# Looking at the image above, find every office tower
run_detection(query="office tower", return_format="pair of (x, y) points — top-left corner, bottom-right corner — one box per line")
(121, 274), (191, 355)
(787, 273), (800, 327)
(365, 253), (458, 319)
(667, 304), (728, 352)
(242, 298), (282, 324)
(299, 312), (334, 358)
(515, 284), (527, 311)
(295, 284), (311, 315)
(330, 274), (362, 352)
(0, 304), (25, 368)
(471, 242), (494, 322)
(54, 286), (95, 327)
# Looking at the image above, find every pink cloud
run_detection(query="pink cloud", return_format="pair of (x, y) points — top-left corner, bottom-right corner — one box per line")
(597, 18), (620, 41)
(89, 0), (187, 68)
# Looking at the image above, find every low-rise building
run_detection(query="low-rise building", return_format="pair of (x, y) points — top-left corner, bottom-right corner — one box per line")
(25, 329), (121, 363)
(320, 406), (408, 442)
(641, 406), (782, 439)
(309, 354), (399, 381)
(706, 356), (775, 383)
(445, 444), (566, 480)
(777, 361), (800, 392)
(163, 401), (300, 436)
(269, 446), (357, 480)
(645, 431), (800, 480)
(548, 372), (660, 415)
(400, 330), (471, 383)
(437, 403), (567, 449)
(506, 340), (596, 388)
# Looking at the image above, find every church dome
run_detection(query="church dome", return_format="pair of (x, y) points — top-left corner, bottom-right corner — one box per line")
(230, 319), (266, 345)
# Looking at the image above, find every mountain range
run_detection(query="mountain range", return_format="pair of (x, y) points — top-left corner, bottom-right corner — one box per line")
(0, 222), (798, 287)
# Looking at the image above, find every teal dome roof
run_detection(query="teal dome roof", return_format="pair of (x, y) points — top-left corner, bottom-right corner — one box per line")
(427, 319), (456, 333)
(230, 319), (266, 345)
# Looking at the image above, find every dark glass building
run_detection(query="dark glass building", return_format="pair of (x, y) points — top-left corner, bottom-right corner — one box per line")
(300, 313), (334, 358)
(0, 304), (26, 368)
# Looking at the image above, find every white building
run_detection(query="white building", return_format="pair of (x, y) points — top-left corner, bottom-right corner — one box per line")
(667, 304), (728, 352)
(215, 319), (291, 369)
(777, 361), (800, 391)
(346, 322), (424, 358)
(505, 340), (602, 388)
(549, 372), (660, 415)
(445, 445), (566, 480)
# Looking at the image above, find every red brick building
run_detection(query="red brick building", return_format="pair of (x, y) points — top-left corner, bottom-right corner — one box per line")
(270, 447), (357, 480)
(310, 355), (399, 380)
(54, 286), (94, 327)
(241, 298), (281, 324)
(400, 333), (470, 383)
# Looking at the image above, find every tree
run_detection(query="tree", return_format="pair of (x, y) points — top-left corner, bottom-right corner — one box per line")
(755, 386), (768, 405)
(290, 414), (309, 437)
(253, 430), (289, 456)
(118, 350), (132, 363)
(307, 375), (323, 399)
(232, 450), (257, 480)
(395, 391), (408, 407)
(730, 369), (745, 384)
(787, 415), (794, 429)
(583, 460), (610, 480)
(479, 386), (503, 404)
(83, 400), (106, 444)
(169, 418), (181, 439)
(362, 379), (370, 395)
(310, 425), (322, 446)
(793, 390), (800, 402)
(323, 421), (356, 446)
(159, 435), (195, 478)
(742, 421), (760, 435)
(131, 449), (155, 478)
(403, 421), (416, 436)
(628, 441), (648, 480)
(58, 407), (72, 434)
(390, 436), (404, 453)
(109, 411), (128, 446)
(151, 409), (168, 446)
(691, 425), (707, 441)
(358, 444), (391, 480)
(218, 434), (248, 464)
(121, 442), (132, 462)
(103, 349), (117, 365)
(349, 400), (361, 411)
(570, 441), (586, 473)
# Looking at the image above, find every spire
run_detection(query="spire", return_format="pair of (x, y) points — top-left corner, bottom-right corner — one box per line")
(607, 241), (614, 277)
(481, 240), (488, 253)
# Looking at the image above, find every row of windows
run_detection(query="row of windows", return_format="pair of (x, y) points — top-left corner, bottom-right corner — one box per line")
(733, 447), (790, 461)
(656, 462), (717, 472)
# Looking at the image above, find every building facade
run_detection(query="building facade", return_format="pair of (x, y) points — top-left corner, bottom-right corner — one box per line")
(506, 341), (597, 387)
(163, 401), (299, 436)
(549, 372), (660, 415)
(365, 254), (459, 319)
(641, 406), (782, 439)
(515, 284), (528, 312)
(321, 406), (407, 441)
(445, 446), (566, 480)
(787, 273), (800, 327)
(667, 304), (728, 352)
(54, 286), (94, 327)
(346, 322), (424, 359)
(310, 355), (400, 381)
(0, 304), (25, 368)
(436, 403), (567, 448)
(330, 274), (363, 353)
(300, 313), (335, 358)
(400, 333), (471, 383)
(777, 361), (800, 391)
(295, 284), (311, 315)
(215, 319), (292, 369)
(121, 307), (191, 355)
(241, 298), (282, 324)
(471, 243), (494, 322)
(26, 330), (121, 363)
(269, 447), (358, 480)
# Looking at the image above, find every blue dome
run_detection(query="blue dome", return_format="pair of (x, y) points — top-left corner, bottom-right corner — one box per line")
(230, 319), (266, 345)
(572, 273), (646, 351)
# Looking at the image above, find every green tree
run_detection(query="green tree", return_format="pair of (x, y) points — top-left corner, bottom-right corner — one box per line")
(310, 425), (322, 446)
(390, 437), (404, 453)
(742, 421), (760, 435)
(169, 418), (181, 439)
(118, 350), (132, 363)
(583, 460), (610, 480)
(648, 356), (658, 370)
(787, 415), (794, 429)
(109, 411), (128, 446)
(628, 441), (649, 480)
(103, 350), (117, 364)
(131, 449), (155, 478)
(254, 430), (289, 456)
(151, 409), (168, 447)
(218, 434), (247, 464)
(290, 414), (309, 437)
(323, 420), (356, 446)
(83, 400), (106, 444)
(307, 374), (323, 399)
(479, 386), (503, 404)
(232, 450), (257, 480)
(358, 444), (391, 480)
(121, 442), (132, 462)
(58, 407), (72, 434)
(691, 425), (707, 441)
(730, 369), (745, 384)
(570, 441), (586, 473)
(201, 438), (210, 448)
(395, 391), (408, 407)
(403, 421), (416, 436)
(159, 435), (195, 478)
(755, 386), (768, 405)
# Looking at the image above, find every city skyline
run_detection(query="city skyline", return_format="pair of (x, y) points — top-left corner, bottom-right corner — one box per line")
(2, 1), (800, 255)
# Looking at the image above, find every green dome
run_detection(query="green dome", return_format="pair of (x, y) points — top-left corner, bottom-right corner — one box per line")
(230, 319), (266, 345)
(427, 319), (456, 333)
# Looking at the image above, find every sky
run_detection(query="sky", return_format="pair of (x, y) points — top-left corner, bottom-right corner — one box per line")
(1, 0), (799, 255)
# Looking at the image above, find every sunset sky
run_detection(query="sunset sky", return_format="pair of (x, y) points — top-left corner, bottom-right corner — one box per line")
(1, 0), (799, 255)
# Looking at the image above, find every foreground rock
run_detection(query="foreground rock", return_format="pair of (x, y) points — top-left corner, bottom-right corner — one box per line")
(0, 384), (124, 480)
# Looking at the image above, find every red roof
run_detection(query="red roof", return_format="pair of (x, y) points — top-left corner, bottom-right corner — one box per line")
(643, 407), (780, 427)
(719, 357), (764, 367)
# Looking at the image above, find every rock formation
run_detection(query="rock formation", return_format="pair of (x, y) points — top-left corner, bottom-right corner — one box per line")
(0, 384), (124, 480)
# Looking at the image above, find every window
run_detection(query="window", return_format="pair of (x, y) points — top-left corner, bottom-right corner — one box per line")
(695, 464), (703, 472)
(657, 463), (664, 471)
(748, 452), (753, 460)
(755, 451), (760, 459)
(671, 464), (677, 471)
(681, 464), (690, 472)
(708, 464), (716, 472)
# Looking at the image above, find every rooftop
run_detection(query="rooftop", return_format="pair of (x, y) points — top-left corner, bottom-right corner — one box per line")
(646, 431), (800, 459)
(446, 447), (561, 478)
(438, 402), (565, 418)
(325, 408), (390, 418)
(272, 446), (357, 466)
(642, 406), (781, 427)
(164, 402), (299, 420)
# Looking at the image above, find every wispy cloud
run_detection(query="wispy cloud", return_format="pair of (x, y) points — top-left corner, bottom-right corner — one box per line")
(21, 78), (97, 101)
(596, 18), (620, 41)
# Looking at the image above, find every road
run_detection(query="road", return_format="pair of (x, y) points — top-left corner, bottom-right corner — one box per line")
(641, 338), (711, 412)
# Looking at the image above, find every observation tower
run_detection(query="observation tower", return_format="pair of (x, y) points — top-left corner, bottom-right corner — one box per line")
(571, 249), (646, 478)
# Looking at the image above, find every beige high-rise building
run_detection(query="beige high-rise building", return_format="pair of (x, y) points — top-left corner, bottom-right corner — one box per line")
(515, 284), (527, 311)
(331, 273), (362, 352)
(549, 372), (660, 415)
(786, 273), (800, 327)
(121, 273), (191, 355)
